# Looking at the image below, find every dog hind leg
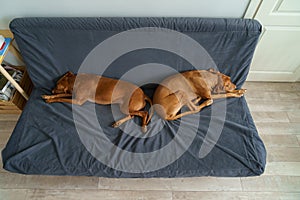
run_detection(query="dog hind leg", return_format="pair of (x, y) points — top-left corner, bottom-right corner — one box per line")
(112, 111), (148, 132)
(45, 97), (86, 105)
(129, 111), (149, 132)
(112, 115), (133, 128)
(165, 99), (213, 121)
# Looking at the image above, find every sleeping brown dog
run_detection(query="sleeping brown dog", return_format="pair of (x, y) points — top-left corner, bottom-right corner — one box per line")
(42, 71), (153, 132)
(153, 69), (246, 120)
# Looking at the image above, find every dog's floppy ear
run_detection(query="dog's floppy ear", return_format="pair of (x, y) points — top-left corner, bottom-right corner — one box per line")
(212, 74), (225, 93)
(66, 71), (74, 76)
(57, 71), (74, 83)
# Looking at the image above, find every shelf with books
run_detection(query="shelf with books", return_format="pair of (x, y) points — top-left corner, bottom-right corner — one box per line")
(0, 30), (32, 113)
(0, 66), (33, 113)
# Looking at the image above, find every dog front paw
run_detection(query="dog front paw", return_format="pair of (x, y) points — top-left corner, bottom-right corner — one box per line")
(141, 126), (147, 133)
(112, 121), (121, 128)
(42, 95), (51, 100)
(205, 99), (213, 106)
(45, 99), (54, 103)
(235, 89), (247, 97)
(238, 89), (247, 94)
(238, 89), (247, 97)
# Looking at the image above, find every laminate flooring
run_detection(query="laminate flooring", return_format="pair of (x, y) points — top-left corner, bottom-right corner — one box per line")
(0, 82), (299, 200)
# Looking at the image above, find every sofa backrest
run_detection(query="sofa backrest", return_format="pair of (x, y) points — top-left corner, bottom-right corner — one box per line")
(10, 17), (261, 89)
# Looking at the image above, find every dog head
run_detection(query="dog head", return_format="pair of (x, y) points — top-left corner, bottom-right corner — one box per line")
(221, 74), (236, 92)
(208, 69), (236, 93)
(52, 71), (75, 94)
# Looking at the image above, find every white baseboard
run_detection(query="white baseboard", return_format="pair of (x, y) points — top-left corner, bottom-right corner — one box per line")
(247, 70), (300, 82)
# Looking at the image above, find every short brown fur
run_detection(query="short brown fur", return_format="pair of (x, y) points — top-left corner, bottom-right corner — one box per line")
(153, 69), (246, 120)
(42, 71), (153, 132)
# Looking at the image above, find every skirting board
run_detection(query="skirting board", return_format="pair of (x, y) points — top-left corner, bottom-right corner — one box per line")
(247, 69), (300, 82)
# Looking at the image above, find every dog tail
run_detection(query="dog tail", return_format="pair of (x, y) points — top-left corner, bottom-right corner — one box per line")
(145, 95), (153, 125)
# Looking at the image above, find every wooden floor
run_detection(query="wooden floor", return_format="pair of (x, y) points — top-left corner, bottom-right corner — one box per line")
(0, 82), (300, 200)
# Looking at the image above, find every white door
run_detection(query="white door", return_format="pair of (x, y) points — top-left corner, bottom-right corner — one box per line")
(247, 0), (300, 82)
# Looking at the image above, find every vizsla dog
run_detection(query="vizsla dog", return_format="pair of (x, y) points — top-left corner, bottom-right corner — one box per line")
(153, 69), (246, 120)
(42, 71), (153, 132)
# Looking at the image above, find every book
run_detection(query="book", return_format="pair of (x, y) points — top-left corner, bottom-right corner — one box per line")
(0, 35), (5, 50)
(0, 38), (11, 56)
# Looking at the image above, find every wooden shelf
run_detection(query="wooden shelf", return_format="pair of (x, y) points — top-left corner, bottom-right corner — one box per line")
(0, 30), (32, 113)
(0, 67), (33, 113)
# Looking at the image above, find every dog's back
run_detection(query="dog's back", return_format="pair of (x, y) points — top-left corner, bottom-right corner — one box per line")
(153, 70), (219, 103)
(72, 74), (139, 105)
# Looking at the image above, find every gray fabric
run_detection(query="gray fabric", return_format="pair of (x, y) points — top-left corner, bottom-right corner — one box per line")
(2, 17), (266, 177)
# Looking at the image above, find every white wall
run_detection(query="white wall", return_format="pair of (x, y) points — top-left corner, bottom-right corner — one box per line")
(1, 0), (250, 29)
